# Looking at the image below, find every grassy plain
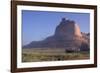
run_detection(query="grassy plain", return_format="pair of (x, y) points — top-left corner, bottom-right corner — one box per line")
(22, 48), (90, 62)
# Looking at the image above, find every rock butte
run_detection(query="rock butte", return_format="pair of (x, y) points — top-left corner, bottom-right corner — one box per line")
(23, 18), (90, 51)
(55, 18), (82, 38)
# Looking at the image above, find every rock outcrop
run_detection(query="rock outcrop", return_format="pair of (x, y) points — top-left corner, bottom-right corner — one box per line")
(23, 18), (90, 51)
(55, 18), (82, 38)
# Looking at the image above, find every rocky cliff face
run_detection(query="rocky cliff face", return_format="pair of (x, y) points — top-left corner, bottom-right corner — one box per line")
(55, 18), (82, 38)
(23, 18), (90, 51)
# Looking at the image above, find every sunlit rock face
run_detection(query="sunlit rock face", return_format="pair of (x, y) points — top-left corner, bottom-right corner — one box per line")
(55, 18), (82, 38)
(55, 18), (82, 39)
(23, 18), (90, 52)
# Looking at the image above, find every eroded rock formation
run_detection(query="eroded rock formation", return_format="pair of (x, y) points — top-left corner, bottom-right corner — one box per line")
(23, 18), (90, 51)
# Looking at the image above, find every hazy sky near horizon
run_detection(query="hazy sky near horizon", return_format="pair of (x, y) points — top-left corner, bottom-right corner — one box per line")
(22, 10), (90, 46)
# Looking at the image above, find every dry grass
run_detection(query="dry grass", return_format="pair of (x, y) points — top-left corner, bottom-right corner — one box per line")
(22, 48), (90, 62)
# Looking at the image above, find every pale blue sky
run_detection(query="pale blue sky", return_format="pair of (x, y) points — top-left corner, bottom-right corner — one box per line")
(22, 10), (90, 45)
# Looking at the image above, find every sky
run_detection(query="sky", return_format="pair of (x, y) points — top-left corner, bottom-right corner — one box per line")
(22, 10), (90, 46)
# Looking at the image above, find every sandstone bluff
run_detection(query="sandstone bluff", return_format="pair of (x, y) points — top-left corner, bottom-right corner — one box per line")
(23, 18), (90, 51)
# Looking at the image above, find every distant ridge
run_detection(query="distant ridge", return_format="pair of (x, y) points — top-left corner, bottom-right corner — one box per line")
(23, 18), (90, 51)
